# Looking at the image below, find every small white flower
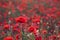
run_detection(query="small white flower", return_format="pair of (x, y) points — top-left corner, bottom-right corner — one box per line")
(8, 11), (11, 15)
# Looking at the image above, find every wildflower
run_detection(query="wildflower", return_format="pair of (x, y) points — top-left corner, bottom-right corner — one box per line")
(41, 29), (47, 34)
(28, 26), (37, 34)
(2, 2), (8, 8)
(3, 36), (13, 40)
(4, 24), (9, 29)
(35, 36), (42, 40)
(31, 16), (40, 23)
(15, 16), (28, 23)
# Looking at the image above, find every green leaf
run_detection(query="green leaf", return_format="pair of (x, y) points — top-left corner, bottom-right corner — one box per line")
(22, 31), (28, 40)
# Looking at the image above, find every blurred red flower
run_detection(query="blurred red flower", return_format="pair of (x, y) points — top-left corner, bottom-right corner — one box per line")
(28, 26), (37, 34)
(3, 36), (13, 40)
(2, 2), (8, 8)
(31, 16), (40, 23)
(41, 29), (47, 34)
(4, 24), (9, 29)
(15, 16), (28, 23)
(35, 36), (42, 40)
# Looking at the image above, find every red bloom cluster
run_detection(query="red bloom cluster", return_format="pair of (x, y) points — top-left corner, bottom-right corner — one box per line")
(0, 0), (60, 40)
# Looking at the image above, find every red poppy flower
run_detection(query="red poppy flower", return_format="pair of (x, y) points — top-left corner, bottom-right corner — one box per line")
(15, 16), (28, 23)
(13, 28), (20, 33)
(50, 7), (57, 13)
(43, 22), (47, 26)
(49, 35), (56, 40)
(52, 35), (56, 40)
(4, 24), (9, 29)
(15, 34), (20, 40)
(51, 14), (56, 19)
(2, 2), (8, 8)
(35, 36), (42, 40)
(56, 11), (60, 17)
(3, 36), (13, 40)
(17, 3), (27, 12)
(31, 16), (40, 23)
(28, 26), (37, 34)
(41, 29), (47, 34)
